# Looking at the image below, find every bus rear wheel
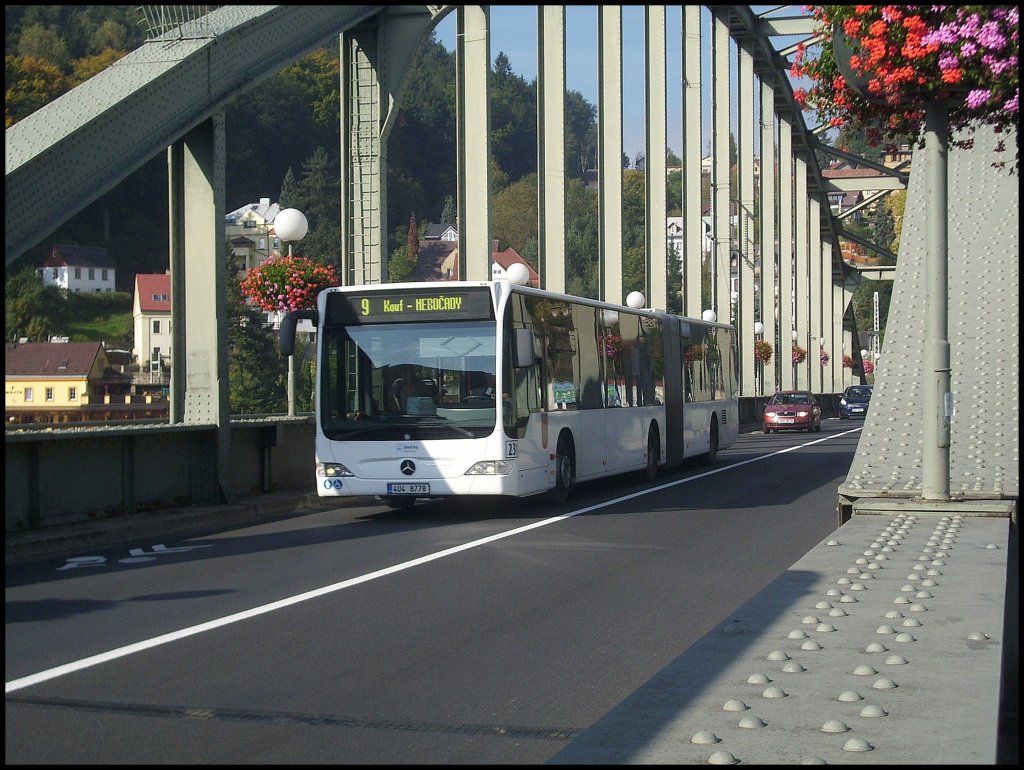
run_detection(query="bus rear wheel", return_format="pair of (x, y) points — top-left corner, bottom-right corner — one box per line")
(703, 418), (719, 466)
(642, 426), (660, 481)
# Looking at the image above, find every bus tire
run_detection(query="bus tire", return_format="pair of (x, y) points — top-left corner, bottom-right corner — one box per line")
(703, 418), (719, 466)
(551, 433), (575, 505)
(642, 425), (660, 481)
(385, 495), (416, 512)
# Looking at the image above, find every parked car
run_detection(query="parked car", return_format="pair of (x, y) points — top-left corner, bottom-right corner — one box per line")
(763, 390), (821, 433)
(839, 384), (873, 419)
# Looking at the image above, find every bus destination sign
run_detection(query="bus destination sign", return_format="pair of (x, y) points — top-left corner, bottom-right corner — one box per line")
(328, 288), (494, 324)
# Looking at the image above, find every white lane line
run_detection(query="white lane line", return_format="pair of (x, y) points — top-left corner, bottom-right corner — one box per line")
(6, 428), (861, 694)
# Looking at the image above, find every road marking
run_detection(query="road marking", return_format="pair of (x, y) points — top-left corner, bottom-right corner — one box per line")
(6, 428), (861, 694)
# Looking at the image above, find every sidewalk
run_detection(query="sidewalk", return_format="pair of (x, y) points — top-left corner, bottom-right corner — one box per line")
(4, 490), (373, 565)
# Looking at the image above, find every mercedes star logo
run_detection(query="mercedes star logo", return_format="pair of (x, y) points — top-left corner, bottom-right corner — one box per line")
(400, 459), (416, 476)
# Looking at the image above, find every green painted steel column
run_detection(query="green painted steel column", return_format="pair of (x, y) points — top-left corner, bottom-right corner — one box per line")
(921, 100), (951, 500)
(737, 43), (756, 396)
(759, 78), (778, 393)
(598, 5), (624, 305)
(777, 117), (795, 391)
(793, 155), (809, 389)
(538, 6), (567, 294)
(711, 13), (731, 323)
(808, 195), (823, 394)
(456, 5), (492, 281)
(181, 113), (234, 503)
(681, 6), (703, 318)
(645, 5), (667, 310)
(167, 142), (186, 423)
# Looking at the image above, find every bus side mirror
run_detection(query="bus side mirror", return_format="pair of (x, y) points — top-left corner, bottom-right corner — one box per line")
(280, 309), (318, 356)
(512, 329), (536, 368)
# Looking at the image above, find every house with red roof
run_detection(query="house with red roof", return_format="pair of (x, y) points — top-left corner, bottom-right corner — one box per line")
(133, 272), (172, 375)
(491, 241), (539, 287)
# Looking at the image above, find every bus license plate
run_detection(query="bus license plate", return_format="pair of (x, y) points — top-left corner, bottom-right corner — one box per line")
(387, 483), (429, 495)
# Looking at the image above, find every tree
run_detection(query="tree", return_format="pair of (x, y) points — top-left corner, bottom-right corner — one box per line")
(291, 146), (341, 269)
(5, 266), (67, 342)
(225, 249), (285, 414)
(407, 212), (420, 274)
(565, 179), (599, 299)
(278, 167), (299, 210)
(4, 54), (71, 127)
(17, 23), (71, 70)
(441, 194), (457, 226)
(492, 173), (538, 256)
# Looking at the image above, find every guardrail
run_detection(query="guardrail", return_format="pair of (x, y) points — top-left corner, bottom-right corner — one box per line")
(5, 416), (316, 534)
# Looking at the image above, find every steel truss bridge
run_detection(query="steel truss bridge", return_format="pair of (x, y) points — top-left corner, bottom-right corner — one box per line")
(5, 6), (1017, 526)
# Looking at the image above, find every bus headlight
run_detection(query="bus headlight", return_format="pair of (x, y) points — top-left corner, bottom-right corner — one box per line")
(317, 462), (354, 477)
(465, 460), (514, 475)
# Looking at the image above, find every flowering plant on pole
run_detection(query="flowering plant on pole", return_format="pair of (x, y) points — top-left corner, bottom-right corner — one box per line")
(791, 5), (1019, 163)
(792, 344), (808, 365)
(240, 254), (340, 313)
(842, 353), (855, 369)
(820, 350), (830, 367)
(754, 339), (774, 364)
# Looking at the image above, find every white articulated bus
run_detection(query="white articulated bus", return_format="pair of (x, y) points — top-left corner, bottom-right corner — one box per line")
(280, 279), (738, 509)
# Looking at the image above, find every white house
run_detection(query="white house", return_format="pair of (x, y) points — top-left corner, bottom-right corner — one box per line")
(225, 197), (282, 273)
(133, 272), (172, 375)
(666, 216), (714, 260)
(37, 244), (116, 293)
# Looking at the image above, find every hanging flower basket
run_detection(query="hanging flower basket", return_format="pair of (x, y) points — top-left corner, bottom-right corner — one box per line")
(792, 344), (807, 365)
(842, 353), (855, 369)
(754, 339), (774, 365)
(790, 6), (1019, 165)
(863, 359), (876, 375)
(685, 344), (704, 364)
(600, 333), (622, 358)
(820, 350), (830, 367)
(240, 254), (340, 313)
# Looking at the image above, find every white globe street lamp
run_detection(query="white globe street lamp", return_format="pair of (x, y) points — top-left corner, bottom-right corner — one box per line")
(275, 208), (309, 244)
(275, 208), (308, 417)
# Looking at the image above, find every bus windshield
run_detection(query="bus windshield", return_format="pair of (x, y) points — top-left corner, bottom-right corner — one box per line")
(320, 320), (499, 440)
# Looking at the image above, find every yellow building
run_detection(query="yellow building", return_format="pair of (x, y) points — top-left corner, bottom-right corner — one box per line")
(5, 341), (158, 424)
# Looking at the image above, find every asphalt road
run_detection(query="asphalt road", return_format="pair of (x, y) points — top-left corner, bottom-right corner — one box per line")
(6, 421), (861, 764)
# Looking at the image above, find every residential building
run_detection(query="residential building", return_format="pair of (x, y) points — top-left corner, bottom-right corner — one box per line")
(4, 341), (158, 424)
(225, 197), (282, 273)
(666, 215), (714, 261)
(413, 227), (539, 287)
(491, 241), (540, 287)
(423, 223), (459, 242)
(133, 272), (173, 378)
(37, 244), (117, 293)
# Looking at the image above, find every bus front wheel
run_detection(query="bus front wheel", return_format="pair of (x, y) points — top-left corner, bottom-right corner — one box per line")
(385, 496), (416, 512)
(552, 435), (575, 505)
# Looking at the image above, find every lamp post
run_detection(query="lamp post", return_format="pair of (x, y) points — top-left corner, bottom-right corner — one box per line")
(791, 328), (799, 389)
(274, 208), (308, 417)
(754, 321), (764, 395)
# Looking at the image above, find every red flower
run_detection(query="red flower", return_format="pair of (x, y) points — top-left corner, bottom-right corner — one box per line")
(240, 254), (340, 313)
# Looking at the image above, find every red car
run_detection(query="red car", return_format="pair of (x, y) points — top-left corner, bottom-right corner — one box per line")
(763, 390), (821, 433)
